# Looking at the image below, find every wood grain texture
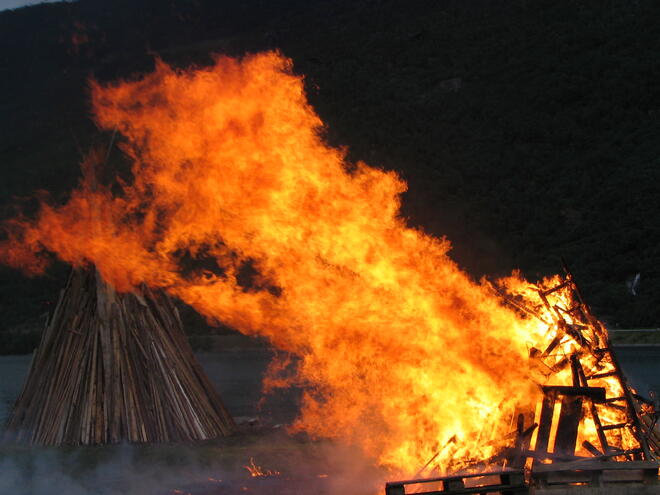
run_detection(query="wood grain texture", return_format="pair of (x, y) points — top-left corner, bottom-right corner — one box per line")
(2, 267), (236, 445)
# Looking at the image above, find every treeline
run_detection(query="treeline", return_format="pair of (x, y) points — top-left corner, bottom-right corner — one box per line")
(1, 0), (660, 352)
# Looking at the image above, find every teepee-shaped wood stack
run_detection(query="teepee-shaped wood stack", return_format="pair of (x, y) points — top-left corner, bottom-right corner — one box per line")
(3, 267), (235, 445)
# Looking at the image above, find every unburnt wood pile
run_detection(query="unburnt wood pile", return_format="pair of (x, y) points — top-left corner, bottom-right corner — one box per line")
(3, 267), (235, 445)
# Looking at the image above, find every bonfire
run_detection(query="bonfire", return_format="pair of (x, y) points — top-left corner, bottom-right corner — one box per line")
(387, 267), (660, 493)
(1, 51), (659, 493)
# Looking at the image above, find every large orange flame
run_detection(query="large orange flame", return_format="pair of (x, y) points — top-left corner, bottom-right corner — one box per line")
(1, 51), (605, 475)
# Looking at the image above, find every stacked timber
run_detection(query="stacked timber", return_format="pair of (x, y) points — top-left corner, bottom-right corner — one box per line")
(3, 267), (235, 445)
(384, 267), (660, 495)
(490, 266), (660, 465)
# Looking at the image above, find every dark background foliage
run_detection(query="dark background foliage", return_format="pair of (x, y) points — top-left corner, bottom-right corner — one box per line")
(2, 0), (659, 352)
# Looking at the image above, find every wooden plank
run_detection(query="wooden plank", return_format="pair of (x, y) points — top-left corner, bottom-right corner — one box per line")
(386, 484), (527, 495)
(582, 441), (603, 457)
(535, 391), (557, 455)
(587, 370), (618, 380)
(385, 470), (528, 495)
(386, 470), (526, 486)
(601, 422), (629, 431)
(554, 395), (582, 457)
(575, 359), (610, 453)
(542, 336), (562, 357)
(602, 469), (658, 484)
(550, 356), (570, 373)
(540, 280), (571, 297)
(570, 355), (581, 388)
(486, 280), (548, 324)
(538, 468), (657, 485)
(541, 386), (606, 402)
(533, 460), (659, 472)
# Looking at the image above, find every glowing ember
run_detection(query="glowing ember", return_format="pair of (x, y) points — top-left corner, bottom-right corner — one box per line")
(245, 458), (280, 478)
(0, 51), (650, 477)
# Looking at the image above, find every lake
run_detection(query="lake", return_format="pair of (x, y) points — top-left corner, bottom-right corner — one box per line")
(0, 346), (658, 495)
(3, 345), (659, 424)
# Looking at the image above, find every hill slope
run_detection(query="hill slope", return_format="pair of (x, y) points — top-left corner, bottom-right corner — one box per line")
(1, 0), (660, 351)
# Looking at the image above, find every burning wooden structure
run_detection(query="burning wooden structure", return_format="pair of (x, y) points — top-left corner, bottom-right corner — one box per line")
(3, 267), (235, 445)
(386, 267), (660, 494)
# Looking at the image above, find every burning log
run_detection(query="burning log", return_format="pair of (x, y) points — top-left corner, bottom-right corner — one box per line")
(388, 268), (660, 493)
(3, 267), (235, 445)
(536, 386), (605, 460)
(497, 268), (660, 464)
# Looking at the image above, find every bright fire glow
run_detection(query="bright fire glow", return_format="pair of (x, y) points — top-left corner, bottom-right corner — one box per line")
(0, 51), (637, 476)
(245, 458), (280, 477)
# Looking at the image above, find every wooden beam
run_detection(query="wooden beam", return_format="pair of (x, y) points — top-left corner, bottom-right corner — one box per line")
(541, 385), (606, 402)
(554, 395), (582, 457)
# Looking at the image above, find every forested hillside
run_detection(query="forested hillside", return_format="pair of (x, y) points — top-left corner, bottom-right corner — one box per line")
(2, 0), (660, 352)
